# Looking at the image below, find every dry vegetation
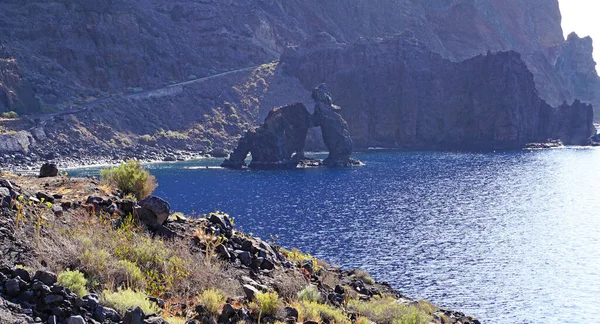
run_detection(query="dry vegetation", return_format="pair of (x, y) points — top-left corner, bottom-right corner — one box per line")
(0, 169), (474, 324)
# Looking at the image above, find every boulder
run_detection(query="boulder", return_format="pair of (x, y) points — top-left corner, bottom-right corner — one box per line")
(123, 306), (144, 324)
(65, 316), (86, 324)
(33, 270), (57, 286)
(39, 163), (58, 178)
(136, 196), (170, 228)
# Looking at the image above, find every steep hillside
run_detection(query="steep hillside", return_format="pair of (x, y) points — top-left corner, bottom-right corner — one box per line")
(0, 0), (597, 114)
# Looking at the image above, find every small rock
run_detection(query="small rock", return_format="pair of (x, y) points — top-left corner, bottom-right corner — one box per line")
(34, 270), (57, 286)
(44, 294), (64, 305)
(36, 192), (55, 203)
(13, 268), (31, 282)
(52, 205), (63, 216)
(0, 187), (10, 198)
(243, 284), (259, 300)
(5, 279), (21, 296)
(123, 306), (145, 324)
(237, 251), (252, 266)
(39, 163), (59, 178)
(334, 285), (345, 294)
(0, 179), (13, 189)
(284, 306), (299, 321)
(86, 196), (103, 204)
(218, 303), (238, 323)
(65, 315), (86, 324)
(260, 258), (275, 270)
(144, 317), (169, 324)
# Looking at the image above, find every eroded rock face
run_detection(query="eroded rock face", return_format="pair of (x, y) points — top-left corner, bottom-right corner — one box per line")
(221, 103), (313, 169)
(222, 86), (356, 169)
(282, 32), (595, 149)
(312, 85), (353, 167)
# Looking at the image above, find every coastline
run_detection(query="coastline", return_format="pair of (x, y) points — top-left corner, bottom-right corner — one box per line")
(0, 172), (479, 324)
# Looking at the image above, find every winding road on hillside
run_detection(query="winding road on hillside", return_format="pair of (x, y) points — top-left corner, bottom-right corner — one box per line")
(26, 65), (261, 129)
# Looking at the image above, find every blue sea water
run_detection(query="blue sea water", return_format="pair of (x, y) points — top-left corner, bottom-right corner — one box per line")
(71, 148), (600, 324)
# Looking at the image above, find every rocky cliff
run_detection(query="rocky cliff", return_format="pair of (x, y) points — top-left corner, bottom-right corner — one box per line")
(0, 0), (598, 166)
(0, 0), (597, 115)
(282, 33), (596, 149)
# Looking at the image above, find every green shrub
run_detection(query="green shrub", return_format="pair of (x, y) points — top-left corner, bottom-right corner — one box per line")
(100, 160), (157, 199)
(197, 288), (226, 316)
(293, 301), (350, 324)
(1, 111), (19, 119)
(101, 288), (159, 315)
(297, 285), (320, 303)
(250, 291), (281, 319)
(115, 260), (145, 290)
(57, 270), (88, 297)
(348, 297), (429, 324)
(280, 248), (320, 272)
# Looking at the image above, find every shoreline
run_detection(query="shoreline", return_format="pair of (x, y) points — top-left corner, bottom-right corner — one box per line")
(0, 172), (479, 324)
(7, 144), (599, 174)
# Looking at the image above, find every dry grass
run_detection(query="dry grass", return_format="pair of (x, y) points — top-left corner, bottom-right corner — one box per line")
(38, 209), (242, 299)
(272, 270), (308, 301)
(348, 297), (430, 324)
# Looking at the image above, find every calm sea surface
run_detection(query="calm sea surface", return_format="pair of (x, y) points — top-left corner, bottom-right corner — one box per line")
(71, 148), (600, 324)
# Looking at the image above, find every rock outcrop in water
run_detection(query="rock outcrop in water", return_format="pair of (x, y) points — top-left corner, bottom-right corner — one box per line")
(312, 84), (354, 167)
(222, 85), (357, 169)
(282, 32), (596, 149)
(221, 103), (313, 169)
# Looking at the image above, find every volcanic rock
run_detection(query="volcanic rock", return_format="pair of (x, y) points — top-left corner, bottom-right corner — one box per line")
(312, 84), (353, 167)
(136, 196), (171, 228)
(222, 103), (313, 170)
(39, 163), (58, 178)
(282, 32), (596, 149)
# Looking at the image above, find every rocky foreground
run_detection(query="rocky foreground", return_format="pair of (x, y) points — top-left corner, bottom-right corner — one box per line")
(0, 170), (479, 324)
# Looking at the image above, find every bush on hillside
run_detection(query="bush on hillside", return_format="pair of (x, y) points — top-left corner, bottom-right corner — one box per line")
(100, 160), (157, 200)
(1, 111), (19, 119)
(101, 288), (160, 315)
(57, 270), (88, 297)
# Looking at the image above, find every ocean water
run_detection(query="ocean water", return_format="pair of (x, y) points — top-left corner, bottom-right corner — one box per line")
(70, 148), (600, 323)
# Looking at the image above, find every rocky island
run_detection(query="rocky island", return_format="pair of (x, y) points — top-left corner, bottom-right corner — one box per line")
(222, 85), (360, 170)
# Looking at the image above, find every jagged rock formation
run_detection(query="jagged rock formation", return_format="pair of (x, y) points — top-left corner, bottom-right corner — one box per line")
(312, 85), (354, 167)
(282, 33), (596, 149)
(549, 33), (600, 120)
(222, 85), (356, 169)
(222, 103), (313, 169)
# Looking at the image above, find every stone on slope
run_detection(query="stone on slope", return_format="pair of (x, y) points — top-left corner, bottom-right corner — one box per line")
(136, 196), (171, 228)
(39, 163), (58, 178)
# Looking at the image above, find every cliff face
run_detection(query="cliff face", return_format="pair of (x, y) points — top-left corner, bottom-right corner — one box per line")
(0, 0), (596, 116)
(282, 33), (595, 149)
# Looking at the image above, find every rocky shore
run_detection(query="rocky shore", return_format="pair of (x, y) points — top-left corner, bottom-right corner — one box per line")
(0, 169), (479, 324)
